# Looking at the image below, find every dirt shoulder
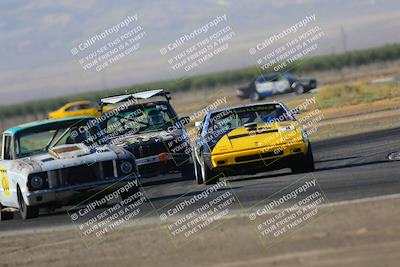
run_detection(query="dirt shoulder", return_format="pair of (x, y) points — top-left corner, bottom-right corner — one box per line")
(308, 105), (400, 141)
(1, 196), (399, 267)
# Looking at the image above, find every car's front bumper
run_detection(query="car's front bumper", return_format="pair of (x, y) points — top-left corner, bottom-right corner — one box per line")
(213, 153), (306, 175)
(211, 141), (307, 169)
(25, 175), (138, 206)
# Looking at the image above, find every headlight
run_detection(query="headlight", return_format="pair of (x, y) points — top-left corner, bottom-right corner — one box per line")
(28, 173), (48, 190)
(301, 127), (309, 141)
(31, 176), (43, 189)
(119, 161), (134, 175)
(279, 125), (295, 132)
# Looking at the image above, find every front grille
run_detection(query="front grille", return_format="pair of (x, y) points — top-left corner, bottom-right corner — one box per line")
(235, 150), (283, 163)
(47, 161), (114, 188)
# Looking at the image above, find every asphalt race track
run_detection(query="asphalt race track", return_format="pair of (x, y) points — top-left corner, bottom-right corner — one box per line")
(1, 127), (400, 233)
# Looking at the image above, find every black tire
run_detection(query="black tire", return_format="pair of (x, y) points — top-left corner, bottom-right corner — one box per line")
(291, 143), (315, 173)
(295, 84), (305, 94)
(193, 154), (203, 184)
(250, 91), (260, 102)
(181, 163), (196, 180)
(0, 203), (14, 221)
(200, 157), (220, 185)
(17, 187), (39, 220)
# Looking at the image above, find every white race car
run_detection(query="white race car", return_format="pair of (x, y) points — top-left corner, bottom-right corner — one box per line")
(0, 117), (139, 220)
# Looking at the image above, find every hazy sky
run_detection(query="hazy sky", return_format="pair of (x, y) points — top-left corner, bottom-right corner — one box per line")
(0, 0), (399, 105)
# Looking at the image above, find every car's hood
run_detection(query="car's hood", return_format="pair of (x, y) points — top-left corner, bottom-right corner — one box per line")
(211, 121), (304, 155)
(14, 143), (126, 176)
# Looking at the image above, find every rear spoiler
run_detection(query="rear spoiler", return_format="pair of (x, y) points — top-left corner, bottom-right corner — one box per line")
(100, 89), (171, 105)
(98, 89), (171, 113)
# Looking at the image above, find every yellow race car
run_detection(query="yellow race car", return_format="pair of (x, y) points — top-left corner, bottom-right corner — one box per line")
(48, 101), (114, 119)
(192, 102), (315, 184)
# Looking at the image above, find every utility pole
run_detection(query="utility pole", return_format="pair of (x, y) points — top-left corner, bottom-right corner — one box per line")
(340, 25), (347, 53)
(340, 25), (349, 80)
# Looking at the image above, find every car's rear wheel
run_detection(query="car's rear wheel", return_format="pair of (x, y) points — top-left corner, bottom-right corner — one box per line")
(200, 157), (220, 185)
(250, 91), (261, 102)
(0, 203), (14, 221)
(295, 84), (305, 94)
(291, 143), (315, 173)
(17, 187), (39, 220)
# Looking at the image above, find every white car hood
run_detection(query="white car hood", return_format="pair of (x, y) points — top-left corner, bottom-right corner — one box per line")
(15, 144), (127, 176)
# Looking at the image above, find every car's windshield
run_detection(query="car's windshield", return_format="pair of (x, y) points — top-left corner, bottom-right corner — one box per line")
(15, 120), (97, 158)
(209, 104), (294, 132)
(106, 103), (176, 135)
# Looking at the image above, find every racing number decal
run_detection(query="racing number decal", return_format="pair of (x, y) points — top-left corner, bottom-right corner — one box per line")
(0, 166), (10, 197)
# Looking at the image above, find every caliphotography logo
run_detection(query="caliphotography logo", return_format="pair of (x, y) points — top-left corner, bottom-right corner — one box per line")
(1, 1), (400, 267)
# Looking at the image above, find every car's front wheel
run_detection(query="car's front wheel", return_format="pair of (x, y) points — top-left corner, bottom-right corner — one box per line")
(0, 202), (14, 221)
(294, 84), (305, 94)
(291, 143), (315, 173)
(200, 157), (220, 185)
(193, 154), (203, 184)
(17, 187), (39, 220)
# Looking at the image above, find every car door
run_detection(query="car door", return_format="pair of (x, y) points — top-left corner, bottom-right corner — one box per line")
(275, 74), (291, 93)
(64, 104), (83, 118)
(83, 102), (100, 117)
(255, 75), (274, 96)
(0, 135), (17, 207)
(65, 103), (97, 117)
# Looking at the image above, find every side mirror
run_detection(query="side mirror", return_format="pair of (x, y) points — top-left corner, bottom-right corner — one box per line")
(195, 121), (203, 130)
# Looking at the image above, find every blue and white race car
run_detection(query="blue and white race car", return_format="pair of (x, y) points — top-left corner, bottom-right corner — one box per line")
(237, 72), (317, 101)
